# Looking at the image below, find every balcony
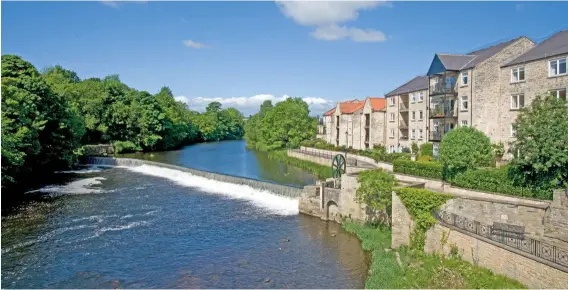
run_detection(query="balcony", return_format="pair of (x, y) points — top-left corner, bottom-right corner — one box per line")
(429, 103), (456, 119)
(429, 131), (444, 142)
(400, 135), (408, 140)
(399, 102), (409, 112)
(430, 74), (457, 96)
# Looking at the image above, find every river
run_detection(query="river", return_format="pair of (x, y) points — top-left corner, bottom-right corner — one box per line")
(1, 140), (370, 288)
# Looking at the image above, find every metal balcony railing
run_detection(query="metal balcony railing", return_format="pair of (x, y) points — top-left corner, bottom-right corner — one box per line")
(430, 81), (456, 95)
(429, 131), (444, 141)
(430, 105), (455, 118)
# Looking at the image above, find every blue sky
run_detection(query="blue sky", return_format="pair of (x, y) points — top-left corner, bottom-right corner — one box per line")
(2, 1), (568, 116)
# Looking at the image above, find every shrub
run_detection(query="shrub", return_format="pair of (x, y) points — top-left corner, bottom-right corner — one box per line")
(417, 155), (433, 162)
(439, 127), (494, 179)
(395, 187), (452, 250)
(411, 142), (419, 155)
(420, 142), (433, 157)
(393, 159), (443, 180)
(401, 146), (411, 153)
(268, 150), (332, 179)
(382, 152), (411, 163)
(451, 166), (552, 200)
(355, 169), (398, 225)
(113, 141), (141, 153)
(492, 142), (505, 159)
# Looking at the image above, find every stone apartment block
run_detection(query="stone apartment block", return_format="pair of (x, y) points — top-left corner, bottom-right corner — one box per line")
(320, 98), (387, 150)
(499, 30), (568, 152)
(426, 36), (535, 156)
(384, 76), (429, 153)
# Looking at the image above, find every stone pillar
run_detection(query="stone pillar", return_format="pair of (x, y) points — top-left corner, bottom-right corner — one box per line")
(552, 188), (567, 208)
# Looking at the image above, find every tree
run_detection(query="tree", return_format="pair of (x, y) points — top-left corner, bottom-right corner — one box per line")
(509, 95), (568, 189)
(1, 55), (84, 191)
(439, 127), (493, 179)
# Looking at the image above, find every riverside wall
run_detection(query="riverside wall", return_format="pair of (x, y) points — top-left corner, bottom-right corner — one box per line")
(83, 157), (303, 199)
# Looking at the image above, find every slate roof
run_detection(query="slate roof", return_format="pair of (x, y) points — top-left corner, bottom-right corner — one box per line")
(503, 30), (568, 67)
(385, 76), (429, 97)
(437, 54), (476, 71)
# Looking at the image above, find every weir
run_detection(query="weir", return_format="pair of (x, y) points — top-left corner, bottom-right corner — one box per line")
(83, 157), (303, 199)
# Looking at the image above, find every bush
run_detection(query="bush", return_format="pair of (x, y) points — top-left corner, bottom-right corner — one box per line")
(268, 150), (332, 179)
(355, 169), (398, 225)
(420, 142), (433, 157)
(451, 167), (552, 200)
(417, 155), (433, 162)
(411, 142), (419, 155)
(401, 146), (411, 153)
(439, 127), (494, 179)
(393, 159), (443, 180)
(113, 141), (141, 153)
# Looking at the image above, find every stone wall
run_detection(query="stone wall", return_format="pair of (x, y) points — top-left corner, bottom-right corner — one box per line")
(424, 224), (568, 288)
(81, 144), (115, 156)
(297, 147), (393, 171)
(391, 191), (415, 248)
(84, 157), (303, 198)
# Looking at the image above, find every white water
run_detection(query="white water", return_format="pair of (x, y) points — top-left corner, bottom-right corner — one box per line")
(125, 164), (300, 216)
(27, 177), (107, 195)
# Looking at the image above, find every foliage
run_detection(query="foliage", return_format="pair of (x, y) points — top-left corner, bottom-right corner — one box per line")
(1, 55), (84, 192)
(267, 150), (332, 179)
(343, 223), (524, 289)
(417, 155), (433, 162)
(420, 142), (434, 157)
(395, 188), (452, 250)
(509, 95), (568, 189)
(355, 169), (399, 225)
(411, 142), (419, 155)
(439, 127), (494, 179)
(492, 142), (505, 158)
(393, 159), (444, 180)
(194, 101), (245, 142)
(113, 141), (141, 154)
(401, 146), (411, 153)
(245, 98), (316, 151)
(451, 166), (552, 200)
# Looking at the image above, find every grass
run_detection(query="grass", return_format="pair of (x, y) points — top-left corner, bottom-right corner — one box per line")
(267, 150), (332, 180)
(342, 222), (526, 289)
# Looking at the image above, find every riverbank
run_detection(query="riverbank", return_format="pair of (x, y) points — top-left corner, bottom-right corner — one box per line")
(342, 222), (526, 289)
(267, 150), (332, 180)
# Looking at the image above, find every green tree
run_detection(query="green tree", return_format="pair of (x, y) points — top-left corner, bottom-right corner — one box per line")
(509, 95), (568, 189)
(439, 127), (493, 179)
(1, 55), (84, 191)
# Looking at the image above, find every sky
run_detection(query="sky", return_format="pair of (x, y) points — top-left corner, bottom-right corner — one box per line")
(2, 1), (568, 116)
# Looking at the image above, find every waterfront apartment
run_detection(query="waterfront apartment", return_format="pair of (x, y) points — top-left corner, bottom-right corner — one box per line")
(425, 36), (535, 156)
(320, 98), (387, 150)
(499, 30), (568, 154)
(384, 76), (429, 153)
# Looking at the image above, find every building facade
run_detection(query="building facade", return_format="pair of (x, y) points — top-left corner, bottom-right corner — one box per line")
(384, 76), (429, 153)
(426, 37), (536, 156)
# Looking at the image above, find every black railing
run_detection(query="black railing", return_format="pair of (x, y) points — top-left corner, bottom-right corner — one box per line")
(430, 81), (456, 95)
(435, 210), (568, 270)
(429, 131), (444, 141)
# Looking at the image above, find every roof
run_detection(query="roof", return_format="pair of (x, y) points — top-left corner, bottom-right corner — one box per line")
(437, 54), (476, 71)
(340, 100), (365, 114)
(368, 97), (386, 112)
(462, 37), (525, 69)
(385, 76), (429, 97)
(504, 30), (568, 67)
(323, 107), (336, 116)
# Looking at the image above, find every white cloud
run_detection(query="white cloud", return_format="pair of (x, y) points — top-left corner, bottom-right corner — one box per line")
(100, 0), (146, 8)
(312, 25), (386, 42)
(175, 94), (334, 116)
(183, 40), (208, 49)
(275, 1), (389, 42)
(100, 1), (118, 8)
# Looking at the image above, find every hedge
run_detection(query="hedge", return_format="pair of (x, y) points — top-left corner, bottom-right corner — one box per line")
(420, 142), (433, 157)
(393, 159), (443, 180)
(450, 167), (553, 200)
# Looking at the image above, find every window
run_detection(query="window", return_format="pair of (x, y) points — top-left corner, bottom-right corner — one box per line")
(549, 58), (567, 77)
(550, 88), (567, 101)
(418, 92), (424, 102)
(461, 120), (468, 127)
(510, 124), (516, 137)
(461, 71), (468, 85)
(389, 129), (395, 138)
(411, 111), (416, 121)
(411, 129), (416, 140)
(419, 110), (423, 120)
(411, 93), (416, 103)
(389, 145), (395, 153)
(461, 96), (468, 111)
(419, 129), (423, 139)
(511, 67), (525, 82)
(389, 97), (396, 106)
(510, 94), (525, 110)
(389, 113), (395, 122)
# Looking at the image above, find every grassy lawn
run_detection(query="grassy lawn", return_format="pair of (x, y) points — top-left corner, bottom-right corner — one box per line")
(268, 150), (332, 180)
(343, 222), (526, 289)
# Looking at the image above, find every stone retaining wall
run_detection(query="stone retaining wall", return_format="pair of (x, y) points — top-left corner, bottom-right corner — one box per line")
(84, 157), (303, 199)
(81, 144), (114, 156)
(298, 146), (393, 171)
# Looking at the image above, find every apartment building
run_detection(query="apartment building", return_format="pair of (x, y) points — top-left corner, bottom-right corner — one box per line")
(499, 30), (568, 150)
(426, 36), (535, 156)
(384, 76), (429, 153)
(320, 98), (387, 150)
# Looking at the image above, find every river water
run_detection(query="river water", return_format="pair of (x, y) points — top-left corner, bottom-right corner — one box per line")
(1, 141), (369, 288)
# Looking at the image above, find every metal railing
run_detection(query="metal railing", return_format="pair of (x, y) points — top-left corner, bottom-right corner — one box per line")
(291, 147), (358, 166)
(430, 81), (456, 95)
(435, 210), (568, 270)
